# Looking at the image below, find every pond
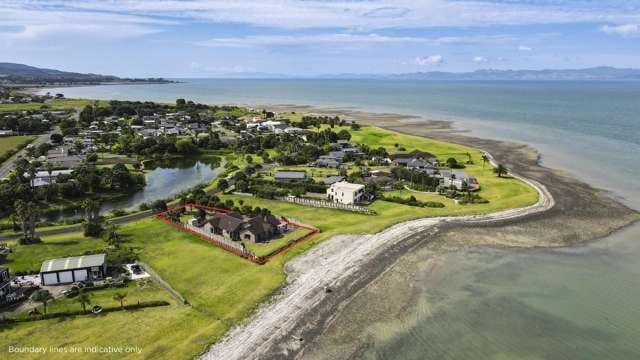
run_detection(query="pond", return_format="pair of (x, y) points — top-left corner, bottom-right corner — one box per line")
(42, 157), (224, 221)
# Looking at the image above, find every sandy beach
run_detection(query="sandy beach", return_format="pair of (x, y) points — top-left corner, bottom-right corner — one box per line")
(202, 106), (639, 359)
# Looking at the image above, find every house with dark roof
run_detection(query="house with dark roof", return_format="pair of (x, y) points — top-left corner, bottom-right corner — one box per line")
(0, 267), (14, 303)
(323, 175), (346, 185)
(203, 212), (282, 243)
(274, 170), (307, 182)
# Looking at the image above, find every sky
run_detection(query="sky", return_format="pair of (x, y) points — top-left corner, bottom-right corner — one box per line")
(1, 0), (639, 78)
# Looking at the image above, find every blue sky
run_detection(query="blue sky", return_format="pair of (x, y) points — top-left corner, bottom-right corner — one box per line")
(1, 1), (639, 77)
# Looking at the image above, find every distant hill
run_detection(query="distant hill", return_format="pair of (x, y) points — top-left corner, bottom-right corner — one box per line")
(0, 63), (170, 85)
(319, 67), (640, 81)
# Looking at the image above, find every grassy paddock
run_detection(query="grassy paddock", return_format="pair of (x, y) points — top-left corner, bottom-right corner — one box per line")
(0, 135), (37, 164)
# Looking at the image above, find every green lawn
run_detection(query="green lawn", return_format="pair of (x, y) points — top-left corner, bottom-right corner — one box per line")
(19, 281), (172, 319)
(0, 123), (539, 359)
(241, 227), (311, 257)
(3, 233), (106, 274)
(0, 135), (37, 163)
(0, 98), (108, 112)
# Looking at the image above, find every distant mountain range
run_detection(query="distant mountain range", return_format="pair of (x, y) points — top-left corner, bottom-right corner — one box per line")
(0, 63), (171, 85)
(317, 67), (640, 81)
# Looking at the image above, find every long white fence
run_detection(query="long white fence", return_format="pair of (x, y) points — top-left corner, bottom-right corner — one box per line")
(275, 196), (375, 215)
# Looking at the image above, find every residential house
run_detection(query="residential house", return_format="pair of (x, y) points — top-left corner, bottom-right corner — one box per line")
(202, 212), (282, 243)
(30, 169), (73, 187)
(0, 267), (15, 304)
(327, 181), (366, 205)
(441, 171), (480, 191)
(323, 175), (345, 185)
(40, 254), (107, 286)
(274, 170), (307, 182)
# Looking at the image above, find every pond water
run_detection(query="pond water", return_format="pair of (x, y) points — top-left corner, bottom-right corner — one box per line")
(43, 157), (223, 221)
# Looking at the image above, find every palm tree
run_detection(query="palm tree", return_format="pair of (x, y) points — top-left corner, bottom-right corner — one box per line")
(493, 163), (508, 178)
(105, 224), (121, 247)
(75, 290), (91, 313)
(14, 200), (39, 243)
(44, 162), (55, 200)
(113, 292), (128, 310)
(481, 154), (489, 168)
(81, 199), (102, 236)
(31, 289), (54, 315)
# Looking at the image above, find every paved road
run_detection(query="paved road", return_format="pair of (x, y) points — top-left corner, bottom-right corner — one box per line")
(0, 129), (57, 179)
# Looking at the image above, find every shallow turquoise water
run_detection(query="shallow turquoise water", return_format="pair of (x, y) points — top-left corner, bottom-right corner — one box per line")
(45, 80), (640, 357)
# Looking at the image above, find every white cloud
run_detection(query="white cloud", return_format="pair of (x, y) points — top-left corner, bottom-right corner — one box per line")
(197, 33), (432, 47)
(415, 55), (443, 66)
(518, 45), (533, 51)
(601, 24), (640, 38)
(3, 0), (640, 30)
(473, 56), (488, 63)
(196, 33), (515, 47)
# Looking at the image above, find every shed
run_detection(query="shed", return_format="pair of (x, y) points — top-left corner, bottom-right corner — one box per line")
(274, 170), (307, 182)
(40, 254), (107, 286)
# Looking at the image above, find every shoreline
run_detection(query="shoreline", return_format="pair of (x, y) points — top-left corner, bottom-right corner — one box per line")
(202, 106), (639, 359)
(203, 167), (556, 359)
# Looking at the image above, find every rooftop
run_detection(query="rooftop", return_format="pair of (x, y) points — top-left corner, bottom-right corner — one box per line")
(40, 254), (106, 273)
(275, 170), (306, 179)
(330, 181), (365, 191)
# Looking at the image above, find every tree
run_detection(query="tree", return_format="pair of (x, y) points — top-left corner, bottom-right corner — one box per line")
(105, 224), (122, 247)
(113, 292), (127, 310)
(493, 163), (508, 178)
(150, 200), (168, 213)
(216, 178), (228, 191)
(176, 98), (186, 108)
(176, 139), (199, 155)
(481, 154), (489, 168)
(446, 157), (459, 169)
(337, 129), (351, 141)
(75, 290), (91, 313)
(50, 133), (63, 144)
(14, 200), (39, 244)
(31, 289), (54, 315)
(81, 199), (102, 237)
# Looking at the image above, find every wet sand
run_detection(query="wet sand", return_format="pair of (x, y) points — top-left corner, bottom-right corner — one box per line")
(203, 106), (639, 359)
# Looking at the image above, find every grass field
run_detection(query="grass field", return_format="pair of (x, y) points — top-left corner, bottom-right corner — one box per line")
(0, 135), (37, 162)
(0, 124), (539, 359)
(241, 227), (311, 257)
(0, 98), (109, 112)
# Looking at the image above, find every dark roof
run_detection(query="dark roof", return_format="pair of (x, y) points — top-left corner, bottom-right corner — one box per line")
(275, 171), (306, 180)
(324, 175), (346, 185)
(390, 150), (436, 160)
(209, 213), (280, 236)
(208, 212), (244, 233)
(240, 215), (280, 237)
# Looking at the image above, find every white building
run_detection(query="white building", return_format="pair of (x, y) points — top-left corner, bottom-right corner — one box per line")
(327, 181), (366, 205)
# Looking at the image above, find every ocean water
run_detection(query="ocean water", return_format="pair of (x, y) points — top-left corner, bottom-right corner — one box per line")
(44, 80), (640, 358)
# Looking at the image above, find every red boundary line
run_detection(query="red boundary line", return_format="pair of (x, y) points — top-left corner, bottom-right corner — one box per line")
(154, 203), (319, 265)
